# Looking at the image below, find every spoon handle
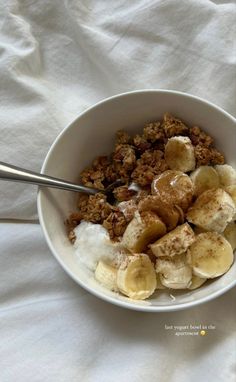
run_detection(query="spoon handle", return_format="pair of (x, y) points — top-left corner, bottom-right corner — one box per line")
(0, 161), (98, 195)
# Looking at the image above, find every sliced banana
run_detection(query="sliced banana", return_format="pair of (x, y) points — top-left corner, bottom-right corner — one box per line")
(150, 223), (195, 258)
(225, 185), (236, 220)
(122, 210), (166, 253)
(187, 232), (234, 278)
(95, 260), (118, 291)
(223, 222), (236, 251)
(117, 254), (157, 299)
(215, 164), (236, 187)
(187, 188), (235, 233)
(156, 254), (192, 289)
(190, 166), (220, 196)
(225, 185), (236, 204)
(164, 136), (196, 172)
(193, 226), (207, 235)
(175, 205), (185, 224)
(138, 195), (180, 231)
(188, 275), (207, 290)
(156, 273), (166, 289)
(151, 170), (194, 211)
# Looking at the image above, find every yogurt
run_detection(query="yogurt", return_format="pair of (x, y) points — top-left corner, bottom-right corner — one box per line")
(73, 221), (124, 271)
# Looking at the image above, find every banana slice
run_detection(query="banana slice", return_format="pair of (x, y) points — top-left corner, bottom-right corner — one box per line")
(193, 226), (207, 235)
(117, 254), (157, 299)
(95, 260), (118, 291)
(138, 195), (180, 231)
(122, 210), (166, 253)
(187, 188), (235, 232)
(156, 273), (166, 289)
(215, 164), (236, 187)
(151, 170), (194, 211)
(187, 232), (234, 278)
(190, 166), (220, 196)
(164, 136), (196, 172)
(188, 275), (207, 290)
(223, 222), (236, 251)
(175, 205), (185, 224)
(156, 254), (192, 289)
(225, 185), (236, 204)
(150, 223), (195, 258)
(225, 185), (236, 220)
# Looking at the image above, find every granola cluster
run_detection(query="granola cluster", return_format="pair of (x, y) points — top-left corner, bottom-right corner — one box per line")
(66, 193), (128, 241)
(131, 149), (168, 186)
(66, 113), (225, 241)
(189, 126), (224, 166)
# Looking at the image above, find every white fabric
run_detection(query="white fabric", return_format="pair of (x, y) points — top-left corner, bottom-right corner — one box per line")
(0, 0), (236, 219)
(0, 223), (235, 382)
(0, 1), (236, 381)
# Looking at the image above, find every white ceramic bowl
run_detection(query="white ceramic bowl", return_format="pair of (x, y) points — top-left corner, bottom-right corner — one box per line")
(37, 90), (236, 312)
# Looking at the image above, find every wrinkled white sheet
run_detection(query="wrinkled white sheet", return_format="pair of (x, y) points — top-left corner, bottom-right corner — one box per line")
(0, 1), (236, 381)
(0, 223), (235, 382)
(0, 0), (236, 219)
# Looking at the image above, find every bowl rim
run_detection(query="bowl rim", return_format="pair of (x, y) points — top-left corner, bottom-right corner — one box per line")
(37, 89), (236, 312)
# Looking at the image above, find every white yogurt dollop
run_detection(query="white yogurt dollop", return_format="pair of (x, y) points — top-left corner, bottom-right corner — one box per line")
(73, 221), (124, 271)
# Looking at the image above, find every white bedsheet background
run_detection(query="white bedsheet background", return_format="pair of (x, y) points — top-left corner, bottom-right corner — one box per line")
(0, 0), (236, 219)
(0, 1), (236, 381)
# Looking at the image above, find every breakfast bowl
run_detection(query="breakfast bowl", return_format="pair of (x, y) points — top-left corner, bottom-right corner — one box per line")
(37, 89), (236, 312)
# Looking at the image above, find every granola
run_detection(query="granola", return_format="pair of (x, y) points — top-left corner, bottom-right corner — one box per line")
(194, 145), (224, 167)
(116, 130), (132, 145)
(80, 156), (111, 189)
(133, 134), (151, 153)
(131, 149), (168, 186)
(102, 210), (128, 240)
(112, 185), (136, 202)
(113, 143), (136, 171)
(76, 193), (114, 223)
(161, 112), (189, 137)
(143, 122), (165, 143)
(67, 113), (225, 242)
(189, 126), (213, 147)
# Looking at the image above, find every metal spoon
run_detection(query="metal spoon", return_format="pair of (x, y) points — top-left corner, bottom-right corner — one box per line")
(0, 161), (122, 196)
